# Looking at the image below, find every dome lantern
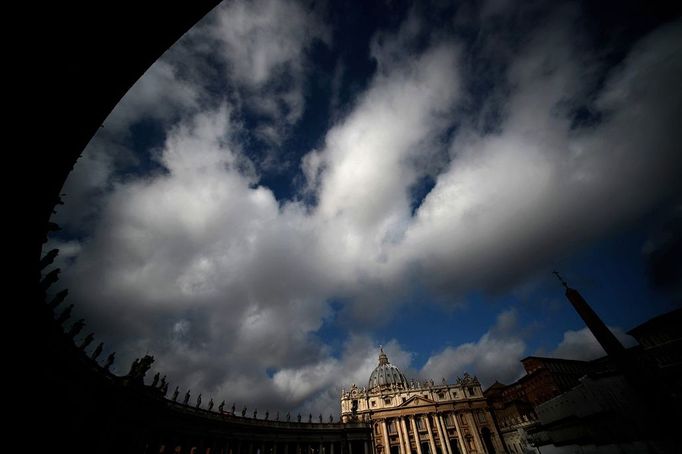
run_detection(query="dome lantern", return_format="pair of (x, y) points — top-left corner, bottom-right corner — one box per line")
(368, 347), (408, 392)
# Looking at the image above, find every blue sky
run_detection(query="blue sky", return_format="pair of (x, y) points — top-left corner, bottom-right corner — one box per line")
(46, 0), (681, 417)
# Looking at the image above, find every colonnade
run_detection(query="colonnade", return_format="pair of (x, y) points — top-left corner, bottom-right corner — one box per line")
(151, 437), (370, 454)
(377, 412), (489, 454)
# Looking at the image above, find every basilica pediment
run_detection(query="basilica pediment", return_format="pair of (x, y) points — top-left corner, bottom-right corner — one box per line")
(398, 395), (435, 407)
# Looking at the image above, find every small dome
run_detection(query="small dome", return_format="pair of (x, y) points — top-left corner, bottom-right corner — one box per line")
(368, 348), (408, 391)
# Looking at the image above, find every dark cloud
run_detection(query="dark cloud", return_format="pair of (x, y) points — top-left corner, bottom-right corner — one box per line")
(643, 206), (682, 301)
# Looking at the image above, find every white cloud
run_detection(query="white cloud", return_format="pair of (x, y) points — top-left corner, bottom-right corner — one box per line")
(105, 59), (201, 135)
(210, 0), (329, 143)
(212, 0), (324, 86)
(420, 309), (526, 386)
(551, 326), (637, 361)
(273, 336), (413, 416)
(54, 0), (326, 232)
(52, 42), (204, 233)
(53, 102), (339, 413)
(301, 39), (462, 311)
(390, 17), (682, 296)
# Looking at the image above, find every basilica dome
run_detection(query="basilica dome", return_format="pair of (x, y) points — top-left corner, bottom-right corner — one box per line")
(368, 348), (408, 391)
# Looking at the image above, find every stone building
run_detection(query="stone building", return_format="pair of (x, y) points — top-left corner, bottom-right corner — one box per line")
(525, 308), (682, 453)
(626, 307), (682, 393)
(529, 371), (645, 451)
(484, 382), (538, 454)
(341, 349), (504, 454)
(483, 357), (592, 454)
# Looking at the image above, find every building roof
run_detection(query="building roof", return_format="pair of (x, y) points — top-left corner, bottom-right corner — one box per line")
(520, 356), (594, 364)
(368, 348), (408, 391)
(627, 307), (682, 337)
(483, 381), (508, 395)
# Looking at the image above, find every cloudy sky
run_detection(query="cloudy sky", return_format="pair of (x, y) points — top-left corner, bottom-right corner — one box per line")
(46, 0), (681, 418)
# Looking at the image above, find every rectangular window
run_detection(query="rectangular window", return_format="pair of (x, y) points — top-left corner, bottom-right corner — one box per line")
(388, 420), (397, 434)
(468, 386), (475, 396)
(438, 392), (445, 399)
(384, 398), (392, 405)
(371, 400), (376, 407)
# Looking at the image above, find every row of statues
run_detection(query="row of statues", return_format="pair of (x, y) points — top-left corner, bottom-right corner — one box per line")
(128, 355), (155, 382)
(41, 248), (337, 426)
(41, 248), (118, 373)
(343, 375), (479, 398)
(150, 372), (169, 395)
(167, 388), (335, 423)
(41, 253), (184, 404)
(456, 372), (480, 386)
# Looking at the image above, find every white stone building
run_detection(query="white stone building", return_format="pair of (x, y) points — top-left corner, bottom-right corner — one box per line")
(341, 349), (505, 454)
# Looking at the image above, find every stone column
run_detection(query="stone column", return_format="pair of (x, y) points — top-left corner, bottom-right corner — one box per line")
(424, 415), (437, 454)
(409, 416), (423, 454)
(382, 420), (392, 454)
(396, 419), (407, 454)
(432, 414), (447, 454)
(400, 417), (412, 454)
(348, 441), (353, 454)
(365, 441), (369, 454)
(450, 413), (468, 454)
(331, 442), (335, 454)
(436, 414), (453, 454)
(465, 414), (484, 454)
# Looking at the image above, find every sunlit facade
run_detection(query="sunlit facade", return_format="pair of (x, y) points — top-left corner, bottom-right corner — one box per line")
(341, 350), (504, 454)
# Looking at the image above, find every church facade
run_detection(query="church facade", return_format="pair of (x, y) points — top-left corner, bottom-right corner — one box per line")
(341, 350), (505, 454)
